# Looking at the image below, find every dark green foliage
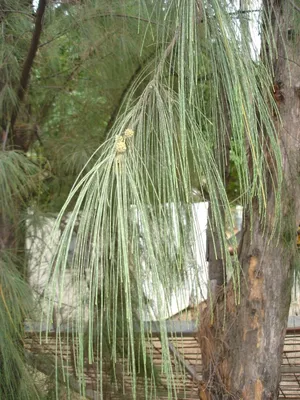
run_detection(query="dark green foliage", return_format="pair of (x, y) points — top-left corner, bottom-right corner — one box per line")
(0, 252), (38, 399)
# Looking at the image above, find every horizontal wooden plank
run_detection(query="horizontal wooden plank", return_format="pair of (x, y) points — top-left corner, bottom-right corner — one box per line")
(24, 329), (300, 399)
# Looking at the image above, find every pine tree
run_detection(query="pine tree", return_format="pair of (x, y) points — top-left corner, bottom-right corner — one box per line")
(1, 0), (300, 398)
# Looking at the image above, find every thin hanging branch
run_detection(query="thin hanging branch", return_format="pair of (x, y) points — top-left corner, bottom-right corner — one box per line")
(105, 30), (180, 138)
(104, 63), (144, 137)
(9, 0), (47, 146)
(2, 122), (10, 151)
(104, 51), (157, 137)
(289, 0), (300, 13)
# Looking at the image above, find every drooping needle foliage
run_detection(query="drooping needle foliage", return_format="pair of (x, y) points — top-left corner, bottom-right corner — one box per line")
(41, 1), (283, 398)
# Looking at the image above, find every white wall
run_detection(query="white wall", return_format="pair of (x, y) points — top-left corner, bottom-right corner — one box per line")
(26, 203), (209, 324)
(26, 215), (85, 326)
(27, 201), (300, 325)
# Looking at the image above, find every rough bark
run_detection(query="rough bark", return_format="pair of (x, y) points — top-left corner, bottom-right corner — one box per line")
(199, 2), (300, 399)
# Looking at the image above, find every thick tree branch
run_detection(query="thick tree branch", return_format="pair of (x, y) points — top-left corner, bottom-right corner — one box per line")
(25, 350), (96, 399)
(10, 0), (47, 145)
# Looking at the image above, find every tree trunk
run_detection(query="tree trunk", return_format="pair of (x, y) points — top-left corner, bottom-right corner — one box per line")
(199, 2), (300, 399)
(1, 0), (47, 250)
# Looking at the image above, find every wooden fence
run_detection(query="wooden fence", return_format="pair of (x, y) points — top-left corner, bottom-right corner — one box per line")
(24, 322), (300, 399)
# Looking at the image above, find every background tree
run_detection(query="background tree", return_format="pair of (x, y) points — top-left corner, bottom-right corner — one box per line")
(0, 0), (166, 397)
(2, 0), (300, 399)
(0, 0), (46, 398)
